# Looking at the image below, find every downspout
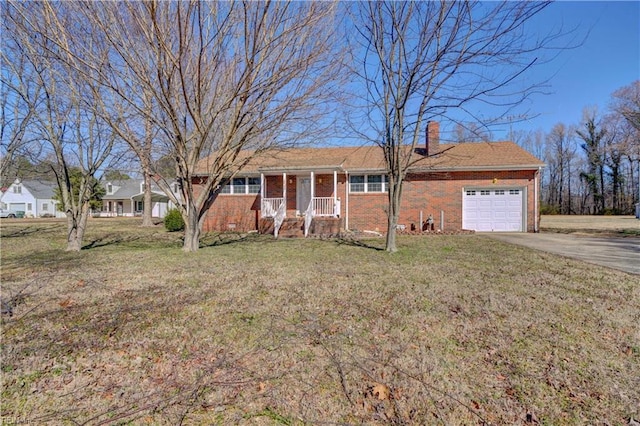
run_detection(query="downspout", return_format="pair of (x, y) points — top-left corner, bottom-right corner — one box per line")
(345, 171), (349, 230)
(534, 167), (540, 232)
(333, 170), (337, 217)
(260, 173), (265, 218)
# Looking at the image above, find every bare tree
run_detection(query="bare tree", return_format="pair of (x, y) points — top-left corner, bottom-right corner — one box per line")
(545, 123), (578, 214)
(350, 1), (561, 252)
(0, 15), (40, 186)
(4, 2), (120, 251)
(453, 122), (492, 143)
(610, 81), (640, 208)
(70, 1), (343, 251)
(576, 109), (607, 214)
(611, 81), (640, 132)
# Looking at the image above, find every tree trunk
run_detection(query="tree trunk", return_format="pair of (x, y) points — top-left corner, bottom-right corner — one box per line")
(141, 171), (154, 227)
(385, 182), (402, 253)
(182, 208), (201, 252)
(65, 204), (90, 251)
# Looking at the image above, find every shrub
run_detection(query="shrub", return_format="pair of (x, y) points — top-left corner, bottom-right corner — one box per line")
(164, 208), (185, 232)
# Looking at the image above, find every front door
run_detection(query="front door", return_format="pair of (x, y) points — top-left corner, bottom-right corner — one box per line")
(296, 177), (311, 214)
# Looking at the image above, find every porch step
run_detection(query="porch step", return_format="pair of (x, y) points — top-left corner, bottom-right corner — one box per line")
(258, 217), (342, 237)
(278, 218), (304, 238)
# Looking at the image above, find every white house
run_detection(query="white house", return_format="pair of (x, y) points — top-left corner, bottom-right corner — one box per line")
(0, 179), (64, 218)
(97, 179), (180, 218)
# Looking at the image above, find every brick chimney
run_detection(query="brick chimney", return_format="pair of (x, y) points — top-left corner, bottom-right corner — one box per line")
(426, 121), (440, 156)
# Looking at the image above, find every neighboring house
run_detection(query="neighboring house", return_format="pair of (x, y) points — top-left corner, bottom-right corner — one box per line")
(98, 179), (180, 218)
(195, 122), (545, 236)
(0, 179), (64, 218)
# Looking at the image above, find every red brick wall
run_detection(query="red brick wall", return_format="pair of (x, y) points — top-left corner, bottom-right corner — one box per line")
(399, 170), (538, 232)
(198, 169), (539, 233)
(202, 194), (261, 232)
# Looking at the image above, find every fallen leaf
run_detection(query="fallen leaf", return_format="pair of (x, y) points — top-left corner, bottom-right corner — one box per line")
(372, 382), (390, 401)
(59, 298), (74, 308)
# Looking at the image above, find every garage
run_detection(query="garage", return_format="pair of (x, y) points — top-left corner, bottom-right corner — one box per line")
(9, 203), (26, 214)
(462, 188), (524, 232)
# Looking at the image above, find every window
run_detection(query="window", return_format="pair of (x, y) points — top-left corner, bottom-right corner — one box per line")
(509, 189), (520, 195)
(107, 183), (113, 194)
(232, 177), (246, 194)
(220, 182), (231, 193)
(247, 177), (261, 194)
(480, 190), (490, 195)
(349, 175), (388, 193)
(42, 203), (48, 211)
(349, 175), (365, 192)
(367, 175), (383, 192)
(13, 185), (21, 194)
(135, 201), (144, 211)
(172, 183), (179, 193)
(495, 190), (505, 195)
(27, 203), (32, 211)
(220, 177), (261, 194)
(466, 190), (476, 196)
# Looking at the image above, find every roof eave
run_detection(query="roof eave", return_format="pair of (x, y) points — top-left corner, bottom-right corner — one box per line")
(410, 164), (546, 173)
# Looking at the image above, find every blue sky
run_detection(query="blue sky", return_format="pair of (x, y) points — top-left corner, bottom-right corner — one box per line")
(492, 1), (640, 139)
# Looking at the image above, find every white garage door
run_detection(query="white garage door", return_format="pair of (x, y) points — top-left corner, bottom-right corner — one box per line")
(463, 189), (524, 232)
(9, 203), (26, 213)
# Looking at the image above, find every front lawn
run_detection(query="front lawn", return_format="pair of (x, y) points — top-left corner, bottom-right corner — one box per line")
(1, 219), (638, 424)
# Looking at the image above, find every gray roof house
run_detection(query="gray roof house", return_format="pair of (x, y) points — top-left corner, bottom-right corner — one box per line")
(0, 179), (65, 218)
(98, 179), (179, 218)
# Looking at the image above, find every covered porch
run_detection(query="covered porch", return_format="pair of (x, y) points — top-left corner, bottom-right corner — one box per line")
(259, 169), (342, 237)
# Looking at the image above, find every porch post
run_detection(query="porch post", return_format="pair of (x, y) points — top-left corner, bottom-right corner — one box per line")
(282, 173), (287, 209)
(310, 171), (315, 201)
(333, 170), (337, 217)
(260, 173), (265, 217)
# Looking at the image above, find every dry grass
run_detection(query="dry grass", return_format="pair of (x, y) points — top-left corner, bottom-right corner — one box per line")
(1, 218), (639, 425)
(541, 215), (640, 236)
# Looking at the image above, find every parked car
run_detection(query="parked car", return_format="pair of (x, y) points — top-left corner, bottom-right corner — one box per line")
(0, 208), (16, 218)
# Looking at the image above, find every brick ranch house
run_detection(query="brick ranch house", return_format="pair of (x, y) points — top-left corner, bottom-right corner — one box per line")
(195, 122), (544, 236)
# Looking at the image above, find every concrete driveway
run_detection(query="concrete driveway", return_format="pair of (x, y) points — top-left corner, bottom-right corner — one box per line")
(483, 233), (640, 275)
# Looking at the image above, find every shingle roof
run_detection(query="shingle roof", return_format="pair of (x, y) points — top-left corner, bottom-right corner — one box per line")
(22, 180), (57, 199)
(196, 142), (544, 175)
(102, 179), (166, 200)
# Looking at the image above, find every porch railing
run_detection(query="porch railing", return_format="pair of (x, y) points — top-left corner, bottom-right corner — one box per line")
(261, 197), (284, 218)
(313, 197), (340, 217)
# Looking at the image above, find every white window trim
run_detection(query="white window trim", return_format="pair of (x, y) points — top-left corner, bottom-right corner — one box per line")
(221, 177), (261, 195)
(349, 174), (389, 193)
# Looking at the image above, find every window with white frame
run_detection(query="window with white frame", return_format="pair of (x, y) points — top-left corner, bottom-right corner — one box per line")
(27, 203), (32, 211)
(466, 190), (476, 196)
(509, 189), (520, 195)
(349, 174), (388, 193)
(13, 184), (22, 194)
(135, 201), (144, 211)
(480, 190), (490, 195)
(42, 203), (48, 211)
(107, 183), (113, 194)
(220, 177), (261, 194)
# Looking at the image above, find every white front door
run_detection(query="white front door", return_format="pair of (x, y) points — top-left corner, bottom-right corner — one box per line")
(297, 177), (312, 214)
